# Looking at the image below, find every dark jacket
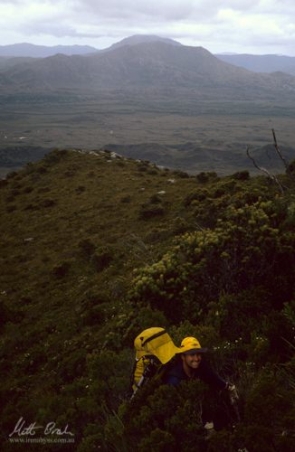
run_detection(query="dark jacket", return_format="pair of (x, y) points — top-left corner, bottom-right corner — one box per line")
(163, 356), (227, 391)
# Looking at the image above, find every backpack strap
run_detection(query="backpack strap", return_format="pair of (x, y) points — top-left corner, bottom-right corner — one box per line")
(140, 329), (167, 347)
(130, 355), (161, 400)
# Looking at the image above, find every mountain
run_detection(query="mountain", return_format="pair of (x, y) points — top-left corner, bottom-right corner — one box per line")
(1, 39), (295, 100)
(106, 34), (182, 50)
(215, 53), (295, 76)
(0, 56), (37, 72)
(0, 42), (98, 58)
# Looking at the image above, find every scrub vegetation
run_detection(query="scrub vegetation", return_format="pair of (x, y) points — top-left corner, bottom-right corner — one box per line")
(1, 148), (295, 451)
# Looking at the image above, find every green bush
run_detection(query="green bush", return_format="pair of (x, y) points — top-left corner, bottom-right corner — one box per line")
(130, 200), (295, 323)
(139, 205), (165, 220)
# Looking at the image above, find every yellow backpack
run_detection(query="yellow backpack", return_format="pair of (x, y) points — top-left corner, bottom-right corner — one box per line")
(131, 327), (180, 399)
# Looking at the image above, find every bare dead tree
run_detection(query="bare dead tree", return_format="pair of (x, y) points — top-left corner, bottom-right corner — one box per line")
(246, 146), (284, 194)
(272, 128), (289, 171)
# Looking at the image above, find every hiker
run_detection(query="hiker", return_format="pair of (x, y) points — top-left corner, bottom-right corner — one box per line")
(162, 336), (239, 431)
(163, 336), (226, 389)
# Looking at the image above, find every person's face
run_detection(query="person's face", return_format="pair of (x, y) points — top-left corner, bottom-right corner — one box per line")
(182, 352), (202, 369)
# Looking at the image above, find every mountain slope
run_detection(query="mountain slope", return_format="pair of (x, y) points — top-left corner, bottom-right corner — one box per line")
(1, 40), (295, 100)
(1, 149), (295, 451)
(106, 34), (182, 50)
(216, 53), (295, 76)
(0, 56), (38, 72)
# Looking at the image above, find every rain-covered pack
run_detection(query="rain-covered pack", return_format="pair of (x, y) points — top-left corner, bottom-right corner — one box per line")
(130, 327), (180, 399)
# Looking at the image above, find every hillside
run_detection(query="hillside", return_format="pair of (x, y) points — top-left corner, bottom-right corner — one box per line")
(1, 40), (295, 99)
(1, 149), (295, 451)
(215, 53), (295, 76)
(2, 139), (295, 180)
(1, 36), (295, 180)
(106, 34), (182, 50)
(0, 56), (37, 72)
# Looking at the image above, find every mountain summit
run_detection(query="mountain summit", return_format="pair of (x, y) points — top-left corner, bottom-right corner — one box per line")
(106, 34), (183, 50)
(0, 36), (295, 102)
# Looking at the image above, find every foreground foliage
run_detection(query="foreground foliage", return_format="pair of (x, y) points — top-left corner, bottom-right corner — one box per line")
(0, 149), (295, 451)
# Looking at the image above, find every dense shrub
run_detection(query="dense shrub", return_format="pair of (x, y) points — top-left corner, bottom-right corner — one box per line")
(91, 247), (113, 272)
(52, 261), (71, 278)
(139, 204), (165, 220)
(231, 170), (250, 181)
(130, 200), (295, 324)
(1, 149), (295, 452)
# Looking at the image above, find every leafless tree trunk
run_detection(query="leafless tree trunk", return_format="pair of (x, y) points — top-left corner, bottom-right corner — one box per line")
(271, 129), (289, 171)
(246, 146), (284, 194)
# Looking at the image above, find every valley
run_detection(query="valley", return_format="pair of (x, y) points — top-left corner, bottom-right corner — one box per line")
(1, 36), (295, 177)
(1, 91), (295, 176)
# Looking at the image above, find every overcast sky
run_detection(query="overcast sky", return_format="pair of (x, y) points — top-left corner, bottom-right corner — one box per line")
(1, 0), (295, 55)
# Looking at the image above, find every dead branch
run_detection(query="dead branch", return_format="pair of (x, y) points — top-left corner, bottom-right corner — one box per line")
(246, 146), (284, 194)
(271, 128), (289, 171)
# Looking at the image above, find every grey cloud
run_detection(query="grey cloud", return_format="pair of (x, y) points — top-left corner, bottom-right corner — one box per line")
(74, 0), (219, 22)
(2, 0), (295, 55)
(20, 22), (78, 39)
(1, 0), (23, 3)
(72, 0), (294, 22)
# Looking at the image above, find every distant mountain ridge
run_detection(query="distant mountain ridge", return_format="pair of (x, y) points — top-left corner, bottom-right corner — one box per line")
(0, 36), (180, 58)
(106, 34), (182, 51)
(215, 53), (295, 76)
(1, 37), (295, 101)
(0, 42), (98, 58)
(1, 35), (295, 76)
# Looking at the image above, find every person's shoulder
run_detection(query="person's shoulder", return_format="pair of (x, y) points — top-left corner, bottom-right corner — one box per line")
(163, 355), (180, 372)
(162, 356), (183, 384)
(198, 356), (214, 372)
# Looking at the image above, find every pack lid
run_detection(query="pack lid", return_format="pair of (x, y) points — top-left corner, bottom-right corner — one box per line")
(135, 327), (181, 364)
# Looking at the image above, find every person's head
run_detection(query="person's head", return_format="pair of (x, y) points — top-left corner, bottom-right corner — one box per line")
(179, 337), (208, 373)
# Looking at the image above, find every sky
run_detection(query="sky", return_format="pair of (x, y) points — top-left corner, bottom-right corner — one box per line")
(1, 0), (295, 55)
